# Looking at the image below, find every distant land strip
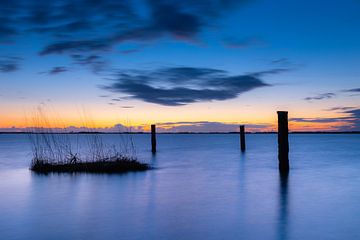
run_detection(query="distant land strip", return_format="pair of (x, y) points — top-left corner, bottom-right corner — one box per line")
(1, 131), (360, 134)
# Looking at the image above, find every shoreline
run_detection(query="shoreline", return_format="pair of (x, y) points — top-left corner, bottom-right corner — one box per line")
(1, 131), (360, 134)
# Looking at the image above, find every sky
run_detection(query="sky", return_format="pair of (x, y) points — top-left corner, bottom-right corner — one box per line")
(0, 0), (359, 132)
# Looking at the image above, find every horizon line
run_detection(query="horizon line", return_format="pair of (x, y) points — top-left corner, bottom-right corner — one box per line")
(1, 131), (360, 134)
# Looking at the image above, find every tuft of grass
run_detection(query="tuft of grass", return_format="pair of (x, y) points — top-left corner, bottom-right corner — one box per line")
(28, 107), (150, 174)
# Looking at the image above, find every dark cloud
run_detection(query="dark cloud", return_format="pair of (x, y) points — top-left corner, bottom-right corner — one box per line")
(304, 92), (336, 101)
(0, 8), (18, 41)
(291, 107), (360, 131)
(71, 54), (108, 73)
(0, 56), (20, 73)
(344, 108), (360, 130)
(270, 58), (292, 66)
(0, 25), (17, 42)
(223, 36), (265, 48)
(46, 66), (68, 75)
(290, 117), (344, 123)
(269, 57), (302, 70)
(101, 66), (285, 106)
(119, 49), (141, 55)
(343, 88), (360, 93)
(147, 2), (202, 39)
(325, 106), (356, 112)
(30, 21), (92, 34)
(251, 68), (290, 77)
(0, 0), (249, 55)
(40, 40), (113, 55)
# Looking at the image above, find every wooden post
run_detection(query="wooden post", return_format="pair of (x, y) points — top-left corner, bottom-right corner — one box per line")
(240, 125), (246, 152)
(277, 111), (289, 172)
(151, 124), (156, 153)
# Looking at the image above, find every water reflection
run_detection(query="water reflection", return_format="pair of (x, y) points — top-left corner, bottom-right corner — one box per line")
(278, 171), (289, 240)
(1, 134), (359, 239)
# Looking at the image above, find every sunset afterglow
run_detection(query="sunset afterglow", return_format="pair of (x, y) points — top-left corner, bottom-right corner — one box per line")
(1, 0), (359, 132)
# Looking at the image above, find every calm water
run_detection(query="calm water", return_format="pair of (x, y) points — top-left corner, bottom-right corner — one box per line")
(0, 133), (360, 240)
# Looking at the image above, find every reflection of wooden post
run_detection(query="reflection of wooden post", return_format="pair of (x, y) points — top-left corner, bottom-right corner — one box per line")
(151, 124), (156, 153)
(240, 125), (246, 152)
(277, 111), (289, 172)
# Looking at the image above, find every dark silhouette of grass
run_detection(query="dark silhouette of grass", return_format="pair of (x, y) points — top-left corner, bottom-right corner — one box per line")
(28, 107), (150, 174)
(31, 157), (150, 173)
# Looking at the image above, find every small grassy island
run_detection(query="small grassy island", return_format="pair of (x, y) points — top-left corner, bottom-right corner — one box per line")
(31, 156), (150, 173)
(28, 119), (151, 174)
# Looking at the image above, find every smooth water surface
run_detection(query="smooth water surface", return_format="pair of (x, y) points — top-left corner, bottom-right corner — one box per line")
(0, 133), (360, 240)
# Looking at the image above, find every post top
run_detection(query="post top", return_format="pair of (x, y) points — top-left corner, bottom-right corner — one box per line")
(277, 111), (288, 115)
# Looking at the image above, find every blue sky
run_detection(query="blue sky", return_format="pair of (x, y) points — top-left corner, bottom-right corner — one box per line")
(0, 0), (359, 131)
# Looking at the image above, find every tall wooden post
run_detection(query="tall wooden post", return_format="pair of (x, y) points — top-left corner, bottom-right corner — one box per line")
(240, 125), (246, 152)
(277, 111), (289, 172)
(151, 124), (156, 153)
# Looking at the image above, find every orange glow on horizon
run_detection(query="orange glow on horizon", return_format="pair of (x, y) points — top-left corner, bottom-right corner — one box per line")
(0, 103), (354, 132)
(0, 118), (351, 132)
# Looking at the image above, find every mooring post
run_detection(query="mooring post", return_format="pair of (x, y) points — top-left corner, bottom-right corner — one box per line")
(240, 125), (246, 152)
(151, 124), (156, 153)
(277, 111), (289, 172)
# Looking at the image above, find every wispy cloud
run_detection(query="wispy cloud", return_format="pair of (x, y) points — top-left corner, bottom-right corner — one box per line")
(304, 88), (360, 102)
(101, 66), (284, 106)
(47, 66), (68, 75)
(343, 88), (360, 93)
(324, 106), (356, 112)
(291, 107), (360, 131)
(250, 68), (290, 77)
(71, 54), (108, 73)
(0, 56), (20, 73)
(0, 21), (17, 42)
(270, 58), (292, 65)
(345, 108), (360, 130)
(119, 49), (141, 55)
(291, 117), (344, 123)
(304, 92), (336, 101)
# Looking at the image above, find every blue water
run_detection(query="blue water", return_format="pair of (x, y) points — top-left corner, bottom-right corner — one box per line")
(0, 134), (360, 240)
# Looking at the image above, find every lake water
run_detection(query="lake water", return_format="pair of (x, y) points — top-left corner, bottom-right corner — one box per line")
(0, 133), (360, 240)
